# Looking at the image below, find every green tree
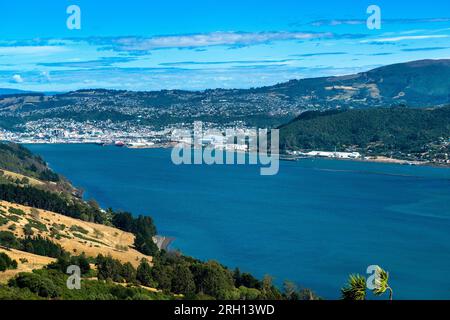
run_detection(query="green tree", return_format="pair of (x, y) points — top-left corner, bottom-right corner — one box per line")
(96, 255), (124, 282)
(71, 254), (91, 275)
(233, 268), (260, 289)
(238, 286), (261, 300)
(171, 264), (196, 295)
(134, 233), (158, 256)
(152, 263), (173, 292)
(259, 275), (282, 300)
(136, 259), (153, 287)
(191, 261), (234, 299)
(48, 254), (90, 275)
(0, 252), (18, 271)
(122, 262), (137, 284)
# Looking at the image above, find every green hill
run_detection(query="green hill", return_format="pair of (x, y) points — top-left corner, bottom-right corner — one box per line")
(0, 143), (59, 182)
(279, 106), (450, 161)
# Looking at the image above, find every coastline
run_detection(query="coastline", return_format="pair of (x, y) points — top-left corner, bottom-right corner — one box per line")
(283, 153), (448, 168)
(286, 155), (450, 168)
(14, 140), (450, 169)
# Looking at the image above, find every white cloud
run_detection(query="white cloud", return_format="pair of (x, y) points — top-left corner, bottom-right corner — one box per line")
(311, 18), (450, 27)
(100, 31), (334, 51)
(11, 74), (24, 83)
(0, 46), (68, 55)
(361, 35), (449, 43)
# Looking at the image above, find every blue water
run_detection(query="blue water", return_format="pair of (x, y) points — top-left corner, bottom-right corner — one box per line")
(27, 144), (450, 299)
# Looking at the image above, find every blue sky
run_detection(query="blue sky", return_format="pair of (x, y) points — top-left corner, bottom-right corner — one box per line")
(1, 0), (450, 91)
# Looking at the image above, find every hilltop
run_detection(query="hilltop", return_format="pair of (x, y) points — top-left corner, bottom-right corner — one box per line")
(263, 59), (450, 108)
(0, 89), (35, 95)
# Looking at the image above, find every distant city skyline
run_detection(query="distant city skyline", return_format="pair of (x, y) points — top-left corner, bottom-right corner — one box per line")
(1, 0), (450, 92)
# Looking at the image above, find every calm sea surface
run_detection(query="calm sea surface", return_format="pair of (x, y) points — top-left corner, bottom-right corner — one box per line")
(26, 144), (450, 299)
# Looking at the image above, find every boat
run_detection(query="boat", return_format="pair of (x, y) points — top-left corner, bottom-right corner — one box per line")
(114, 141), (125, 147)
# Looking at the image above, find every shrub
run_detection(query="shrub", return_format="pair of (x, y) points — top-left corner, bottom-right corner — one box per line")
(48, 254), (91, 275)
(0, 231), (21, 249)
(8, 208), (25, 216)
(0, 216), (8, 226)
(25, 219), (48, 232)
(70, 225), (89, 235)
(9, 272), (61, 298)
(0, 252), (18, 271)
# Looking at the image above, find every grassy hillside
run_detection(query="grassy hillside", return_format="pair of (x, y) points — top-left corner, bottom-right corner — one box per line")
(0, 143), (59, 183)
(279, 106), (450, 161)
(0, 201), (151, 269)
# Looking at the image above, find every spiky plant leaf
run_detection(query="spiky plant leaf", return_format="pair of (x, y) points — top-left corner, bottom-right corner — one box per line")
(341, 274), (367, 300)
(372, 267), (389, 295)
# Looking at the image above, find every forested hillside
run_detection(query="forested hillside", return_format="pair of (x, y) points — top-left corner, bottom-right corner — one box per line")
(279, 106), (450, 161)
(0, 143), (59, 182)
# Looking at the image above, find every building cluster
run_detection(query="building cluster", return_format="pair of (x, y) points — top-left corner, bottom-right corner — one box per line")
(0, 118), (259, 152)
(287, 150), (362, 160)
(0, 119), (170, 146)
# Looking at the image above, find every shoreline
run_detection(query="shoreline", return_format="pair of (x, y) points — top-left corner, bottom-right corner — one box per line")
(285, 155), (450, 168)
(16, 141), (450, 169)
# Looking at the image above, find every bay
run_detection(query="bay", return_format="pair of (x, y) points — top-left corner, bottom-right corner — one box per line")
(26, 144), (450, 299)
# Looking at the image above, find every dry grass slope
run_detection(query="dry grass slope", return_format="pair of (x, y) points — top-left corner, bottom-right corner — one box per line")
(0, 169), (45, 186)
(0, 248), (55, 283)
(0, 200), (152, 269)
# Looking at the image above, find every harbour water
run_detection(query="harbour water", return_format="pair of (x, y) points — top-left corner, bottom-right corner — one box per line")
(27, 144), (450, 299)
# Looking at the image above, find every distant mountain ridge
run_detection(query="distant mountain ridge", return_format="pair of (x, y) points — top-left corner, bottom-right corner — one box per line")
(0, 88), (35, 95)
(1, 59), (450, 129)
(256, 59), (450, 108)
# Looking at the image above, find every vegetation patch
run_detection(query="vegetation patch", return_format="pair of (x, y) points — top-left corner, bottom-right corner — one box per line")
(8, 215), (21, 223)
(69, 225), (89, 235)
(0, 252), (18, 272)
(0, 216), (8, 227)
(72, 232), (107, 246)
(25, 219), (48, 232)
(4, 268), (170, 300)
(0, 231), (66, 259)
(280, 106), (450, 162)
(8, 208), (25, 216)
(51, 223), (66, 231)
